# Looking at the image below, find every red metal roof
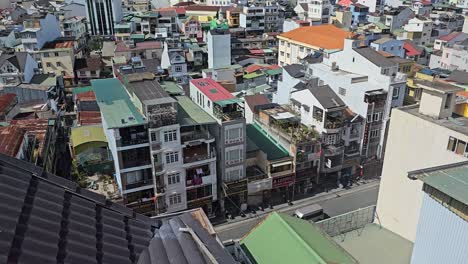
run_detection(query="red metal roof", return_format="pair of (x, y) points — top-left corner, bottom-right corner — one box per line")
(185, 5), (220, 12)
(115, 41), (162, 52)
(249, 50), (264, 55)
(78, 111), (101, 125)
(403, 42), (421, 56)
(338, 0), (353, 7)
(244, 64), (280, 73)
(191, 78), (235, 102)
(0, 93), (16, 114)
(244, 64), (266, 73)
(439, 32), (462, 42)
(76, 91), (96, 101)
(157, 7), (186, 14)
(0, 126), (25, 157)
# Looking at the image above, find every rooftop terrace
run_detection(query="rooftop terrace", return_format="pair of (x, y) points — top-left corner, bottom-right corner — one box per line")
(92, 78), (146, 129)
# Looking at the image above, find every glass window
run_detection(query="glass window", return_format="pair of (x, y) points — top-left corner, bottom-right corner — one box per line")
(167, 173), (180, 185)
(456, 140), (466, 155)
(164, 130), (177, 142)
(169, 193), (182, 205)
(447, 137), (457, 152)
(393, 87), (400, 99)
(165, 151), (179, 164)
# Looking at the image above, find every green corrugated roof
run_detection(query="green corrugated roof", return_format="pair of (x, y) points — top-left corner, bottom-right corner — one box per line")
(265, 68), (282, 76)
(215, 98), (241, 107)
(241, 212), (358, 264)
(131, 34), (145, 39)
(415, 164), (468, 205)
(92, 78), (146, 129)
(161, 82), (184, 95)
(246, 124), (288, 160)
(244, 72), (265, 79)
(73, 86), (93, 95)
(246, 84), (271, 95)
(115, 24), (131, 29)
(176, 96), (216, 126)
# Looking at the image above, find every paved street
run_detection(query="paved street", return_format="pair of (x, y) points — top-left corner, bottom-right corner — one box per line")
(215, 181), (380, 241)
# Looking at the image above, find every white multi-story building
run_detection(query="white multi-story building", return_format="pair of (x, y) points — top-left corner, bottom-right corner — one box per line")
(0, 52), (37, 87)
(62, 16), (87, 47)
(19, 14), (62, 52)
(85, 0), (123, 35)
(239, 6), (265, 33)
(190, 78), (247, 214)
(432, 39), (468, 71)
(92, 76), (219, 216)
(294, 0), (332, 24)
(161, 42), (189, 84)
(207, 29), (231, 70)
(276, 38), (407, 159)
(375, 80), (466, 243)
(277, 25), (352, 66)
(400, 17), (433, 46)
(383, 7), (414, 33)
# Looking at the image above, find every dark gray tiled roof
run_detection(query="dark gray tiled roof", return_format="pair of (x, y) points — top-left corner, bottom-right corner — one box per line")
(307, 83), (345, 109)
(0, 154), (155, 264)
(0, 154), (237, 264)
(448, 70), (468, 85)
(138, 213), (237, 264)
(283, 64), (305, 78)
(354, 47), (397, 68)
(0, 52), (29, 72)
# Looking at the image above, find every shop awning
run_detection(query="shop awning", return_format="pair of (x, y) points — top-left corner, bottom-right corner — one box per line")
(272, 161), (292, 168)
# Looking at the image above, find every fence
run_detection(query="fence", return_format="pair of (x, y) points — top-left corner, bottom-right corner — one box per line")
(315, 205), (377, 237)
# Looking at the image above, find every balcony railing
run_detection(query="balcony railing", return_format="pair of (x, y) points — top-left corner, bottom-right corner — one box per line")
(323, 144), (345, 157)
(391, 72), (407, 83)
(125, 178), (153, 190)
(215, 110), (243, 122)
(120, 136), (149, 147)
(181, 129), (213, 143)
(151, 141), (161, 151)
(154, 163), (164, 174)
(122, 159), (151, 169)
(324, 120), (343, 129)
(184, 150), (216, 164)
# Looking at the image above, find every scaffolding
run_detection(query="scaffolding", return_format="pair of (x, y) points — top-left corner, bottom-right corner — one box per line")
(315, 205), (381, 241)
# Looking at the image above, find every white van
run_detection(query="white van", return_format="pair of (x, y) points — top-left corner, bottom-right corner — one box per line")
(293, 204), (324, 222)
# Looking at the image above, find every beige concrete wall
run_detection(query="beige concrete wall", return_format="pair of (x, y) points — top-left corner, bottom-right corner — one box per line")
(375, 107), (467, 242)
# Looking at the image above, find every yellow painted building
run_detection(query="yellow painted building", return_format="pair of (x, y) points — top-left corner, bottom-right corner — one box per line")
(455, 91), (468, 117)
(71, 125), (107, 156)
(39, 44), (75, 86)
(406, 71), (434, 101)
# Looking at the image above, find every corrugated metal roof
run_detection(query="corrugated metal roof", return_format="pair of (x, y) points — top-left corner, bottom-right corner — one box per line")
(410, 162), (468, 205)
(240, 212), (358, 264)
(0, 125), (25, 157)
(71, 125), (107, 149)
(176, 96), (216, 125)
(246, 124), (289, 160)
(191, 78), (235, 102)
(0, 93), (16, 114)
(92, 78), (146, 129)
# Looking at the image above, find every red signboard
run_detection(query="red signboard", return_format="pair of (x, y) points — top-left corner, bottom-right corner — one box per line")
(272, 173), (295, 188)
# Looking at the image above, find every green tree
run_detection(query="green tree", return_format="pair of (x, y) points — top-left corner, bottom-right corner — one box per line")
(71, 160), (88, 188)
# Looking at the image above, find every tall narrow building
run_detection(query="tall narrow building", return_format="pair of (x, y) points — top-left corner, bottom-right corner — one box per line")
(85, 0), (123, 36)
(207, 29), (231, 69)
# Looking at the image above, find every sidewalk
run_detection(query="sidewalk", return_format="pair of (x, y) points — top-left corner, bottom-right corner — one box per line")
(213, 178), (380, 227)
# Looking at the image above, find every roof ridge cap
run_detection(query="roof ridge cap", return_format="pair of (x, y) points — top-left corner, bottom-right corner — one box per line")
(276, 213), (327, 264)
